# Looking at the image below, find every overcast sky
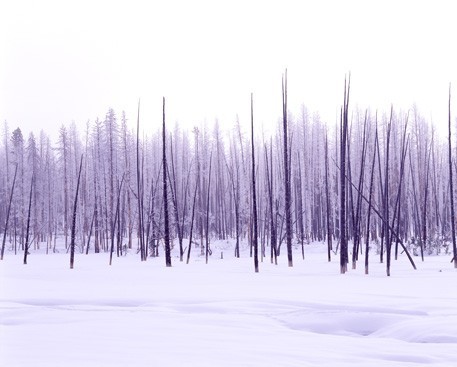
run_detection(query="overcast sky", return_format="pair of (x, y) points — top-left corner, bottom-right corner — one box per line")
(1, 0), (456, 140)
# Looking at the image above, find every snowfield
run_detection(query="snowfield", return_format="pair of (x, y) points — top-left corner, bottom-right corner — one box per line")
(1, 242), (457, 366)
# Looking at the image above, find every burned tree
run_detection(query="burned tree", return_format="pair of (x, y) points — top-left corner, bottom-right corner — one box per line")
(340, 75), (350, 274)
(448, 85), (457, 268)
(69, 155), (83, 269)
(163, 97), (172, 267)
(251, 93), (259, 272)
(282, 70), (293, 267)
(1, 164), (18, 260)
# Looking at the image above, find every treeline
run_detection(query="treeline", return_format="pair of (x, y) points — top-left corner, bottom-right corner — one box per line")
(1, 77), (456, 273)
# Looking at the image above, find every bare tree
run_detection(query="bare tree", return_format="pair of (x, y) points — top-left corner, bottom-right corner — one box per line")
(23, 174), (34, 264)
(136, 100), (146, 261)
(1, 164), (18, 260)
(340, 74), (350, 274)
(163, 97), (172, 267)
(251, 93), (259, 272)
(265, 140), (277, 264)
(205, 152), (213, 265)
(324, 133), (332, 262)
(282, 70), (293, 267)
(448, 85), (457, 267)
(70, 155), (83, 269)
(186, 181), (199, 264)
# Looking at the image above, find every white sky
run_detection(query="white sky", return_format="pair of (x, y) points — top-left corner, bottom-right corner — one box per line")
(1, 0), (457, 140)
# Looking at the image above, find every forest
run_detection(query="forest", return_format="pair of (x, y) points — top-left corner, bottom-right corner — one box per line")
(1, 75), (456, 275)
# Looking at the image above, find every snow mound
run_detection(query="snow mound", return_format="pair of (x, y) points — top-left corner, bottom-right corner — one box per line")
(274, 304), (423, 337)
(373, 316), (457, 343)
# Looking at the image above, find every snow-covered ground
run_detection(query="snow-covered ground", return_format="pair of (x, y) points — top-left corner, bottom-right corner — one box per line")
(1, 241), (457, 366)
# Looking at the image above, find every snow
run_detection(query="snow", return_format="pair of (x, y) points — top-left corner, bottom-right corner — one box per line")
(1, 242), (457, 366)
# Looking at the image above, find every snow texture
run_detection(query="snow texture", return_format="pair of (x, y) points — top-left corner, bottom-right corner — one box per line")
(1, 242), (457, 366)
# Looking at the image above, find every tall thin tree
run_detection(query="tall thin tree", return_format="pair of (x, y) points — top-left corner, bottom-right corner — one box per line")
(136, 100), (145, 261)
(282, 70), (293, 267)
(23, 174), (34, 264)
(163, 97), (172, 267)
(251, 93), (259, 272)
(340, 74), (350, 274)
(69, 155), (83, 269)
(448, 84), (457, 268)
(186, 181), (199, 264)
(205, 152), (213, 265)
(1, 164), (18, 260)
(324, 133), (332, 262)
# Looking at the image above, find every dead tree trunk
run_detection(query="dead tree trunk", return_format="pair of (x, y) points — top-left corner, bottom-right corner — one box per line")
(365, 117), (378, 274)
(205, 152), (213, 264)
(335, 159), (417, 271)
(448, 84), (457, 267)
(186, 181), (199, 264)
(265, 140), (278, 264)
(23, 174), (34, 264)
(282, 70), (293, 267)
(325, 133), (332, 262)
(251, 93), (259, 272)
(387, 123), (409, 276)
(296, 152), (305, 260)
(340, 75), (350, 274)
(136, 100), (145, 261)
(163, 97), (172, 267)
(70, 155), (83, 269)
(421, 137), (433, 260)
(1, 164), (18, 260)
(109, 174), (125, 265)
(352, 112), (368, 269)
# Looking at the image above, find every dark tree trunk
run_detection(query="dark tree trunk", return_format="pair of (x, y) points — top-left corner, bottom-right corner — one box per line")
(325, 133), (332, 262)
(205, 153), (213, 264)
(296, 152), (305, 260)
(421, 138), (433, 260)
(365, 118), (378, 274)
(338, 158), (417, 271)
(387, 121), (409, 276)
(265, 140), (278, 264)
(163, 97), (172, 267)
(383, 112), (392, 272)
(352, 112), (368, 269)
(70, 155), (83, 269)
(448, 85), (457, 268)
(186, 181), (199, 264)
(282, 70), (293, 267)
(23, 174), (34, 264)
(136, 100), (145, 261)
(251, 93), (259, 272)
(340, 75), (350, 274)
(1, 164), (18, 260)
(85, 208), (95, 254)
(109, 175), (125, 265)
